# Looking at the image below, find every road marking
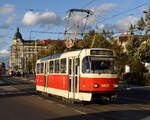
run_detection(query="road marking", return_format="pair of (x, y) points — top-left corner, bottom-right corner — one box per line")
(73, 109), (87, 115)
(37, 96), (44, 100)
(57, 103), (66, 108)
(141, 107), (150, 110)
(0, 91), (34, 96)
(45, 99), (54, 104)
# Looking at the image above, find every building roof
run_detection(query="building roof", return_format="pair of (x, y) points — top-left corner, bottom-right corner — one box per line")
(14, 27), (23, 40)
(114, 34), (130, 42)
(21, 39), (65, 46)
(13, 28), (65, 46)
(37, 39), (65, 45)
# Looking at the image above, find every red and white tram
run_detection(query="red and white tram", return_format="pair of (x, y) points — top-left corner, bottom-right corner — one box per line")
(35, 48), (118, 101)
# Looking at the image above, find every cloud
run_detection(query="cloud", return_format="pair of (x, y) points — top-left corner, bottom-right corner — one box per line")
(0, 32), (11, 68)
(94, 3), (117, 17)
(0, 49), (10, 68)
(0, 49), (10, 63)
(64, 3), (117, 34)
(0, 4), (16, 15)
(22, 11), (64, 28)
(100, 16), (138, 32)
(64, 11), (96, 35)
(0, 49), (10, 56)
(117, 16), (138, 31)
(99, 24), (104, 29)
(0, 32), (9, 48)
(0, 40), (6, 48)
(1, 15), (16, 29)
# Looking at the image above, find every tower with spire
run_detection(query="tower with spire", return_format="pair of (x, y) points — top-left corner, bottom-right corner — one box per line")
(10, 27), (24, 74)
(9, 27), (54, 74)
(13, 27), (24, 44)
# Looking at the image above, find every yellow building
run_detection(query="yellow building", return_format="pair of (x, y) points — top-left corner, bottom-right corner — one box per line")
(9, 28), (47, 74)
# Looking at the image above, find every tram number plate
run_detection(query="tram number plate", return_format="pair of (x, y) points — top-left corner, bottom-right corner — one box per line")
(101, 84), (110, 87)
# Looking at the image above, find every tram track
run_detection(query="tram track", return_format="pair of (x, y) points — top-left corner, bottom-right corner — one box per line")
(118, 96), (150, 104)
(0, 76), (37, 97)
(1, 76), (150, 116)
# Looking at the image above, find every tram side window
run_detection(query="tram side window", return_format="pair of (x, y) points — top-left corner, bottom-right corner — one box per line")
(55, 60), (59, 73)
(49, 61), (54, 73)
(69, 59), (72, 75)
(41, 63), (44, 73)
(82, 57), (90, 73)
(37, 63), (40, 74)
(60, 58), (66, 73)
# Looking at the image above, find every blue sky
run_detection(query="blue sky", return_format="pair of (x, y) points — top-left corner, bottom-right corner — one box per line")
(0, 0), (150, 66)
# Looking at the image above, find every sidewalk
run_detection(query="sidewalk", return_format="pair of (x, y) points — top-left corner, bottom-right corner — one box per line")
(119, 81), (150, 91)
(12, 76), (36, 83)
(21, 77), (35, 83)
(0, 78), (36, 96)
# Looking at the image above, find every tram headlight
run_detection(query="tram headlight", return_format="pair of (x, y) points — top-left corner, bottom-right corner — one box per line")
(93, 84), (99, 88)
(114, 84), (118, 88)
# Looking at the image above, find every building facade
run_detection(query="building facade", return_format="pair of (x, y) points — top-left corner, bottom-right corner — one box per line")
(113, 34), (130, 52)
(0, 62), (5, 75)
(9, 28), (48, 74)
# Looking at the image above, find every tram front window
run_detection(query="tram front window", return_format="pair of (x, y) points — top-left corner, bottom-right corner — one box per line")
(82, 56), (117, 74)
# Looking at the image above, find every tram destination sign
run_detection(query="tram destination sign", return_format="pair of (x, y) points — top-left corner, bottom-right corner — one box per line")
(90, 50), (113, 56)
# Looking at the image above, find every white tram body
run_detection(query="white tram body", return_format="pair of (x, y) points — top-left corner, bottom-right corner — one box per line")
(36, 48), (118, 101)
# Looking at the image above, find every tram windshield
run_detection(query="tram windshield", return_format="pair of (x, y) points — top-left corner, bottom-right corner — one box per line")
(82, 56), (117, 74)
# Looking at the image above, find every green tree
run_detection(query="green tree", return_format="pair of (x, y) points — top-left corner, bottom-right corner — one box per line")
(126, 35), (142, 57)
(37, 40), (65, 59)
(124, 60), (146, 85)
(77, 30), (96, 48)
(26, 60), (34, 72)
(129, 24), (135, 35)
(145, 5), (150, 34)
(94, 30), (111, 48)
(124, 5), (150, 85)
(135, 38), (150, 63)
(111, 39), (128, 79)
(77, 29), (111, 49)
(136, 17), (145, 33)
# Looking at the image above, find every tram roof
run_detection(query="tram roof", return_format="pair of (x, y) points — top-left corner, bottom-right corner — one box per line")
(37, 48), (113, 63)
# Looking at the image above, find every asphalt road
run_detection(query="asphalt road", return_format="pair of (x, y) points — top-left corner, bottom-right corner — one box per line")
(0, 76), (150, 120)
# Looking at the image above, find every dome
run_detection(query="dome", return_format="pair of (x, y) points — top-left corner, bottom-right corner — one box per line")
(14, 27), (22, 40)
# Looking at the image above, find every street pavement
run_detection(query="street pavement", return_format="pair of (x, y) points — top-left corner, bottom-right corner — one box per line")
(1, 76), (150, 95)
(0, 76), (150, 120)
(118, 81), (150, 91)
(0, 76), (36, 96)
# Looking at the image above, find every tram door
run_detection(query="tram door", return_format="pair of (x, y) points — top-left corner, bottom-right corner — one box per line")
(68, 57), (80, 100)
(44, 62), (48, 93)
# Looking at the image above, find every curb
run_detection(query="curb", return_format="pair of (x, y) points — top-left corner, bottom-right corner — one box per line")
(118, 85), (150, 91)
(0, 90), (38, 97)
